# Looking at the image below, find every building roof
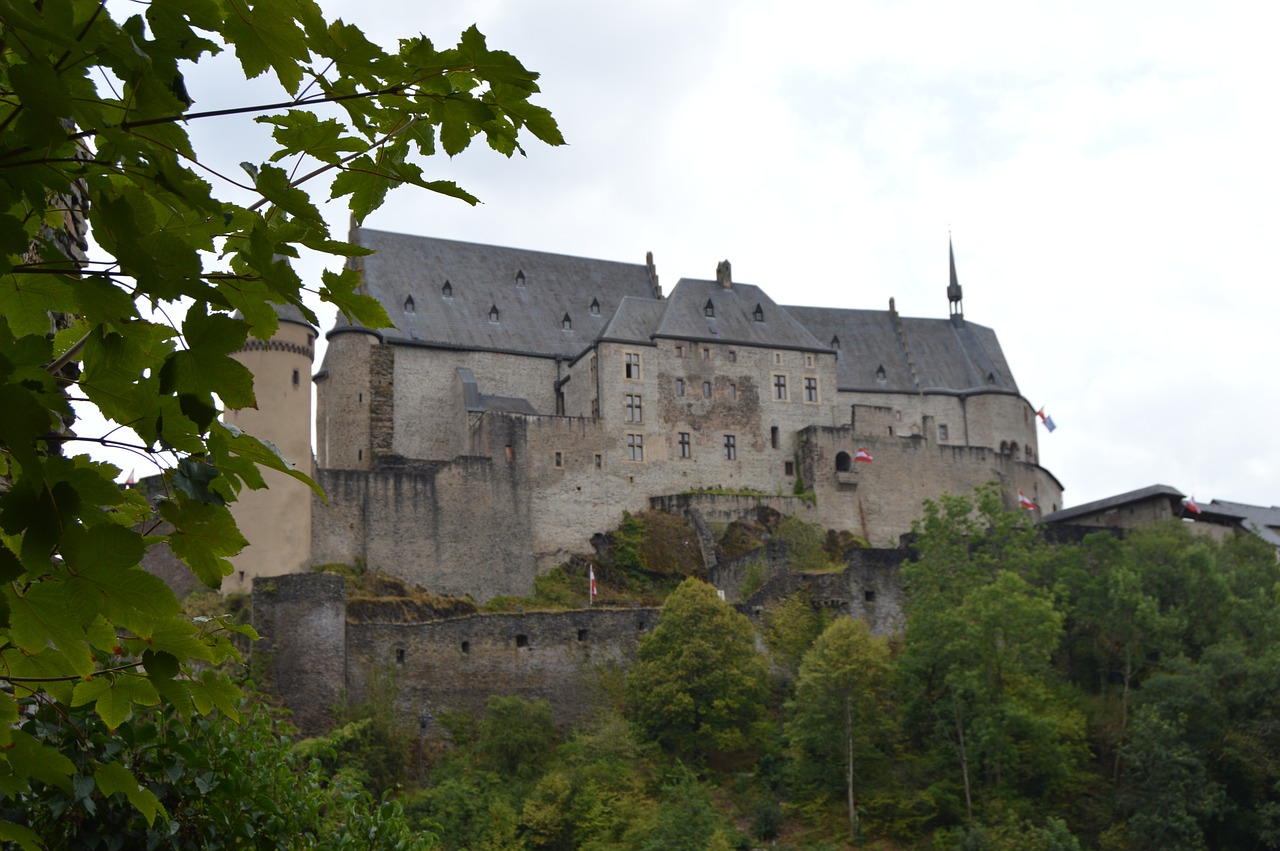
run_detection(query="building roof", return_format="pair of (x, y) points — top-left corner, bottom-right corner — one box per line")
(784, 306), (1019, 394)
(349, 228), (659, 358)
(1204, 499), (1280, 547)
(650, 278), (828, 351)
(1040, 484), (1186, 524)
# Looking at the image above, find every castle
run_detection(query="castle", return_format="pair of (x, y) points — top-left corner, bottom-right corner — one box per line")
(224, 228), (1063, 600)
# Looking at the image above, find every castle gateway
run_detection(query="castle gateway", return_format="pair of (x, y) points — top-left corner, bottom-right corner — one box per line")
(228, 231), (1062, 599)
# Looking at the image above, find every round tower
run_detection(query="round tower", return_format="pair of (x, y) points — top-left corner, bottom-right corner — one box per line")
(223, 304), (316, 593)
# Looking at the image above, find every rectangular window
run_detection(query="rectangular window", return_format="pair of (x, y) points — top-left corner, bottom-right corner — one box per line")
(624, 351), (641, 380)
(773, 374), (787, 400)
(774, 352), (782, 365)
(728, 350), (737, 363)
(678, 432), (691, 459)
(594, 453), (602, 469)
(805, 354), (814, 367)
(703, 381), (712, 398)
(675, 378), (685, 396)
(675, 344), (684, 358)
(784, 460), (795, 476)
(554, 451), (564, 468)
(724, 434), (737, 460)
(770, 426), (779, 449)
(804, 377), (818, 402)
(938, 424), (949, 441)
(729, 383), (737, 400)
(627, 433), (644, 462)
(625, 393), (643, 423)
(702, 347), (710, 360)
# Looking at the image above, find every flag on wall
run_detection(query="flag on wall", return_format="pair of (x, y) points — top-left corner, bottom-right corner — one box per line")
(589, 566), (598, 598)
(1183, 496), (1202, 515)
(1036, 407), (1057, 432)
(1019, 490), (1038, 511)
(854, 448), (874, 463)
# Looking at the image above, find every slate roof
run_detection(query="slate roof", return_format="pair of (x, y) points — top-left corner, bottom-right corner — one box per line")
(343, 229), (658, 358)
(599, 297), (666, 345)
(784, 306), (1019, 394)
(1040, 484), (1186, 524)
(652, 279), (827, 351)
(1205, 499), (1280, 548)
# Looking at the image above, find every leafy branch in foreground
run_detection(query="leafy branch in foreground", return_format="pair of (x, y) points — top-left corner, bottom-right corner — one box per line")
(0, 0), (561, 839)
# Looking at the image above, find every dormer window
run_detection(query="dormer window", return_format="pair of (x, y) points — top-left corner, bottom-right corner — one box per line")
(830, 335), (840, 350)
(753, 304), (764, 322)
(489, 304), (500, 322)
(704, 299), (715, 318)
(562, 313), (572, 330)
(403, 296), (415, 313)
(987, 371), (996, 385)
(590, 298), (600, 315)
(515, 269), (526, 287)
(875, 364), (886, 385)
(442, 280), (453, 298)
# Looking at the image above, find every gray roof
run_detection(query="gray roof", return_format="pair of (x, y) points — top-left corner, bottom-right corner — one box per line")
(785, 306), (1018, 394)
(348, 229), (658, 358)
(599, 297), (666, 345)
(653, 279), (828, 351)
(1205, 499), (1280, 547)
(1040, 484), (1186, 524)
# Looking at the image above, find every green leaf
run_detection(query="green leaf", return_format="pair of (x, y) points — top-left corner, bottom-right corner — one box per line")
(142, 649), (180, 680)
(0, 820), (42, 851)
(188, 669), (241, 720)
(159, 500), (247, 588)
(173, 456), (227, 506)
(220, 0), (310, 93)
(72, 675), (161, 729)
(95, 760), (167, 825)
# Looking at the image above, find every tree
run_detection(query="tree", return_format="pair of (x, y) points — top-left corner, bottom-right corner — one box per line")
(786, 616), (894, 841)
(0, 0), (560, 841)
(625, 578), (770, 757)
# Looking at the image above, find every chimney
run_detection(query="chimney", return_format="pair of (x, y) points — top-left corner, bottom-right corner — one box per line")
(716, 259), (732, 290)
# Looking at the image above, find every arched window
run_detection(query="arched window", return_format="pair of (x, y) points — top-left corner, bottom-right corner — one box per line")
(835, 451), (852, 472)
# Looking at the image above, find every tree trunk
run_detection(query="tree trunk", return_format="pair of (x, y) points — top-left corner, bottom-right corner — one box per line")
(846, 695), (859, 840)
(951, 688), (973, 820)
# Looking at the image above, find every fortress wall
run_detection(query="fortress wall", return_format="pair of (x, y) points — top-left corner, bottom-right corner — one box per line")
(345, 608), (654, 732)
(390, 347), (560, 461)
(251, 573), (347, 736)
(961, 393), (1040, 460)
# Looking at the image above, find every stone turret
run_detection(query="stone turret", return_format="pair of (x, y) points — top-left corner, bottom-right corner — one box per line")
(224, 303), (317, 592)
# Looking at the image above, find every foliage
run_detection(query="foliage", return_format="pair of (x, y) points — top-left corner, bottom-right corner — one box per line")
(759, 588), (828, 679)
(0, 691), (430, 849)
(786, 617), (895, 839)
(610, 510), (647, 574)
(775, 515), (841, 573)
(634, 510), (704, 579)
(626, 578), (770, 758)
(0, 0), (560, 828)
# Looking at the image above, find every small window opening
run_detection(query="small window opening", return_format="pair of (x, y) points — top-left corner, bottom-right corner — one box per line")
(358, 448), (363, 461)
(577, 629), (588, 642)
(864, 590), (876, 602)
(728, 350), (737, 362)
(515, 269), (526, 286)
(358, 392), (363, 403)
(292, 368), (300, 387)
(675, 344), (684, 358)
(753, 304), (764, 322)
(785, 460), (795, 476)
(836, 451), (852, 472)
(771, 426), (779, 449)
(590, 297), (600, 315)
(702, 347), (710, 360)
(704, 299), (715, 317)
(938, 424), (949, 441)
(489, 304), (500, 322)
(516, 634), (529, 648)
(403, 296), (415, 313)
(461, 641), (470, 654)
(395, 648), (405, 664)
(505, 444), (513, 462)
(703, 381), (712, 398)
(729, 383), (737, 400)
(594, 453), (602, 469)
(554, 451), (563, 468)
(676, 378), (685, 396)
(831, 335), (840, 350)
(875, 364), (886, 385)
(562, 313), (572, 330)
(987, 371), (996, 384)
(442, 280), (453, 297)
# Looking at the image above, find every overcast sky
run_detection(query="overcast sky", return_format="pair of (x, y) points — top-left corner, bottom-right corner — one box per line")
(94, 0), (1279, 510)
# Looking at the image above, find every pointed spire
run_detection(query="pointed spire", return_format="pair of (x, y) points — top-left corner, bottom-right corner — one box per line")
(947, 235), (964, 322)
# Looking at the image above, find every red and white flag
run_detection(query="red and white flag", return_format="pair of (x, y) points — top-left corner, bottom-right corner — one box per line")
(589, 566), (598, 598)
(1019, 490), (1038, 511)
(124, 469), (136, 485)
(1183, 495), (1202, 515)
(854, 448), (873, 463)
